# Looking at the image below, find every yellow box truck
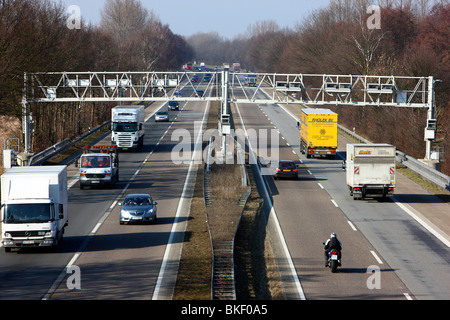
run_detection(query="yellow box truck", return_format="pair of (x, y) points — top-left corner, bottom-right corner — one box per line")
(299, 108), (338, 159)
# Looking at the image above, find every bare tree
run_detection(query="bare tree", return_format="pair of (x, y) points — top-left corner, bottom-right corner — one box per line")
(245, 20), (280, 38)
(100, 0), (149, 68)
(351, 19), (386, 73)
(100, 0), (148, 43)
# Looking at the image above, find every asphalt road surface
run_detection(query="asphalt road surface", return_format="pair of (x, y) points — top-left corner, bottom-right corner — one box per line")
(233, 84), (450, 300)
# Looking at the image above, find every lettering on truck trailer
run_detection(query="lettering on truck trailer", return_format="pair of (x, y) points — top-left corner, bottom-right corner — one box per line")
(310, 118), (337, 123)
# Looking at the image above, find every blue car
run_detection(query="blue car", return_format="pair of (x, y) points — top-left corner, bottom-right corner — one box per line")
(119, 194), (158, 224)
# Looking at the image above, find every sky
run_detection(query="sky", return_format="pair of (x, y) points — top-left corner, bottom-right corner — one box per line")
(58, 0), (332, 39)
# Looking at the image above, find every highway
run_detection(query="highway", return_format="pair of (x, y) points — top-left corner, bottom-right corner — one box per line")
(0, 82), (210, 299)
(233, 84), (450, 300)
(0, 73), (449, 300)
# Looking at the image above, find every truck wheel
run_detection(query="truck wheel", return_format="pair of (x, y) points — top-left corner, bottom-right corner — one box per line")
(4, 247), (11, 253)
(300, 143), (305, 154)
(58, 229), (64, 245)
(80, 184), (84, 190)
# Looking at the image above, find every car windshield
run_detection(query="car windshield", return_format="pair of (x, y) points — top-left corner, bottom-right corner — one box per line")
(81, 156), (110, 168)
(124, 196), (151, 206)
(279, 162), (295, 169)
(4, 203), (54, 224)
(113, 122), (137, 132)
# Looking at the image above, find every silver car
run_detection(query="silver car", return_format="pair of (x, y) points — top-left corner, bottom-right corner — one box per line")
(155, 110), (169, 122)
(119, 194), (157, 224)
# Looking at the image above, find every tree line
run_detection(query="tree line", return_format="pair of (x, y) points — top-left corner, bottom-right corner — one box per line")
(188, 0), (449, 174)
(0, 0), (448, 175)
(0, 0), (192, 153)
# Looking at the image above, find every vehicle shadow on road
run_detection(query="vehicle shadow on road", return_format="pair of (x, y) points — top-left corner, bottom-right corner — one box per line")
(337, 267), (396, 274)
(393, 194), (449, 204)
(60, 230), (186, 253)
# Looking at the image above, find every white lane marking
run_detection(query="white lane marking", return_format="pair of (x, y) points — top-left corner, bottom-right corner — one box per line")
(403, 293), (413, 300)
(110, 200), (118, 210)
(370, 250), (383, 264)
(318, 183), (324, 189)
(347, 221), (357, 231)
(91, 222), (102, 235)
(331, 199), (339, 208)
(66, 253), (80, 269)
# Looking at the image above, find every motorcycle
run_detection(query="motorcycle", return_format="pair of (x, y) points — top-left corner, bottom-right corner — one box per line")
(326, 249), (341, 273)
(323, 240), (342, 273)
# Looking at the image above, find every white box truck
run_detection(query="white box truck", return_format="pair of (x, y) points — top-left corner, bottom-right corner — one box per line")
(77, 145), (119, 189)
(111, 105), (145, 150)
(346, 144), (396, 200)
(1, 166), (68, 252)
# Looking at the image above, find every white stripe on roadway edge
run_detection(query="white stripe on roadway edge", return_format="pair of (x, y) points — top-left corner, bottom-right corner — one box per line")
(234, 102), (306, 300)
(370, 250), (383, 264)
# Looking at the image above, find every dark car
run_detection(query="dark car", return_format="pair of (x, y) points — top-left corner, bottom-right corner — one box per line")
(168, 100), (179, 110)
(203, 74), (212, 82)
(273, 160), (298, 180)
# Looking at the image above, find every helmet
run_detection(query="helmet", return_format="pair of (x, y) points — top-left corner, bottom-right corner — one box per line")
(330, 233), (336, 238)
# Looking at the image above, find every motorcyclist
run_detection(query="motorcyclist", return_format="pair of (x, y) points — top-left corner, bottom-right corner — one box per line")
(324, 233), (342, 266)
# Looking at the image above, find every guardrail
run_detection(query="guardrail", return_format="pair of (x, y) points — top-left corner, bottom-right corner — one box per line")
(395, 151), (450, 191)
(28, 121), (111, 166)
(339, 124), (450, 191)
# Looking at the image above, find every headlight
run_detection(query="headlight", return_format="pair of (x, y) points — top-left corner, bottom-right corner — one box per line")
(120, 210), (131, 217)
(4, 233), (11, 238)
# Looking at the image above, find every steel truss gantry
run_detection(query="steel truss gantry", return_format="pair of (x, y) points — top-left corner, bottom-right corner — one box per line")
(22, 70), (437, 159)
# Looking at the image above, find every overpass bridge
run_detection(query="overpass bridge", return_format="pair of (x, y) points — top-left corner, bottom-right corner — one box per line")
(22, 69), (437, 158)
